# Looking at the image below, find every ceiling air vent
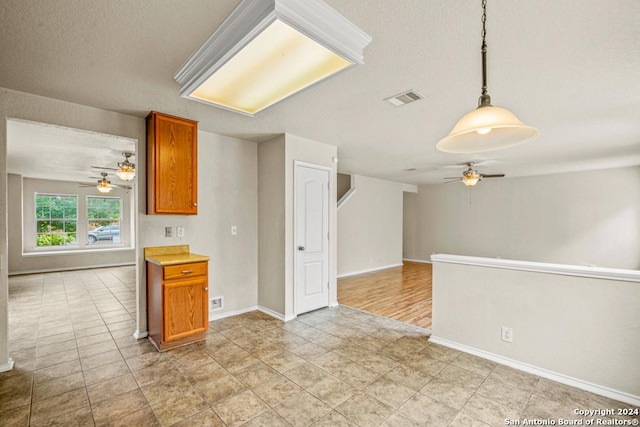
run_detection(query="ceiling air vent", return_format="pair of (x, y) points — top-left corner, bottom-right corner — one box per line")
(384, 90), (424, 106)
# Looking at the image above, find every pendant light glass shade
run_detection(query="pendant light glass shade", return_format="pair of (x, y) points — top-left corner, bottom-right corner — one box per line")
(436, 0), (537, 154)
(436, 106), (539, 153)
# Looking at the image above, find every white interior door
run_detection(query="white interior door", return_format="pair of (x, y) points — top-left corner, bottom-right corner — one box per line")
(295, 162), (330, 315)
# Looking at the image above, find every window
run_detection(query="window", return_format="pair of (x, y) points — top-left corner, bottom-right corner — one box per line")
(35, 194), (78, 247)
(87, 196), (121, 245)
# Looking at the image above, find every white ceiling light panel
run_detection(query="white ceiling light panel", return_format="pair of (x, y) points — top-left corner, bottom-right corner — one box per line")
(174, 0), (372, 116)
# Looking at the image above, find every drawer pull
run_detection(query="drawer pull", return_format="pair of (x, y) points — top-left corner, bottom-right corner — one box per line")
(181, 269), (194, 274)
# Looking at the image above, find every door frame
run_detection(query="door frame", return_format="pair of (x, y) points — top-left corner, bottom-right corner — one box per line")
(293, 160), (332, 316)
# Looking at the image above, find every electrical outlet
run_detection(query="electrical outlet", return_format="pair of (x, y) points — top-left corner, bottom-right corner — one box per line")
(501, 326), (513, 343)
(231, 226), (237, 235)
(164, 226), (173, 238)
(210, 296), (223, 311)
(177, 226), (185, 238)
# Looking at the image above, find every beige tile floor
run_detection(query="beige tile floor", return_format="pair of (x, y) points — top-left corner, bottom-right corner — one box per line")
(1, 267), (637, 426)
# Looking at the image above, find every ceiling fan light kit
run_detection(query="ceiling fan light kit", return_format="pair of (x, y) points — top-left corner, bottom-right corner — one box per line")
(173, 0), (372, 116)
(436, 0), (538, 154)
(115, 152), (136, 181)
(96, 172), (113, 193)
(444, 162), (505, 187)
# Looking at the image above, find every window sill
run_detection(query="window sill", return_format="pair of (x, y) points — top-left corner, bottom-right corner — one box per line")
(22, 246), (135, 257)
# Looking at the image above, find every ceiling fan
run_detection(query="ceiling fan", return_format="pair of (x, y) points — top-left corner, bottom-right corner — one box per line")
(91, 152), (136, 181)
(444, 162), (505, 187)
(79, 172), (131, 193)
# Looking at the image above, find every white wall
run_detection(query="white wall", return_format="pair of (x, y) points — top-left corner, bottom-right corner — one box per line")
(8, 174), (135, 274)
(137, 130), (259, 319)
(284, 134), (338, 319)
(0, 88), (259, 368)
(257, 133), (338, 320)
(0, 87), (143, 368)
(338, 174), (405, 277)
(431, 257), (640, 404)
(257, 135), (286, 315)
(404, 167), (640, 270)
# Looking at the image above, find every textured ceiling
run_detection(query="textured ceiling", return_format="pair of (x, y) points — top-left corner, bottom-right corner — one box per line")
(7, 119), (136, 184)
(1, 0), (639, 184)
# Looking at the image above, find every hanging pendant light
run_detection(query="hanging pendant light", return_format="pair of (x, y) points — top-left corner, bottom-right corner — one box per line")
(436, 0), (538, 153)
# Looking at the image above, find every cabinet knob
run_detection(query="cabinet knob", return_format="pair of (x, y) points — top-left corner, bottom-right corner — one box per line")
(204, 287), (208, 291)
(194, 202), (198, 207)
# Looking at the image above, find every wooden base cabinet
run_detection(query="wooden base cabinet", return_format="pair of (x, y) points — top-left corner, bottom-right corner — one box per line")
(147, 261), (208, 351)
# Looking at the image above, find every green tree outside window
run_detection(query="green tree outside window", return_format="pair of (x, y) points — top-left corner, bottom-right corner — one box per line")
(35, 194), (78, 246)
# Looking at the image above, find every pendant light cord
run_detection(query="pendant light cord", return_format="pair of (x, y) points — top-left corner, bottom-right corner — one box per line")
(478, 0), (492, 107)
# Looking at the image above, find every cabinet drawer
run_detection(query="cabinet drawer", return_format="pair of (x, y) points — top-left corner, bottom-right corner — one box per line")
(163, 262), (207, 280)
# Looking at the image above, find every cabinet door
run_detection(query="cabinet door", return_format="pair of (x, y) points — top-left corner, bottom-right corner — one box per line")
(163, 277), (208, 342)
(148, 112), (198, 214)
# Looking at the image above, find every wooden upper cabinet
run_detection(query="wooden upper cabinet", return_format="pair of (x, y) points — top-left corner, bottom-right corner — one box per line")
(146, 111), (198, 215)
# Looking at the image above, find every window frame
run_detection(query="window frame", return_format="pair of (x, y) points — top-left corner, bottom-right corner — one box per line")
(86, 195), (123, 246)
(34, 192), (79, 249)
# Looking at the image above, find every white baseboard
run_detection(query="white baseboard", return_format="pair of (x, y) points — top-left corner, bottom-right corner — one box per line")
(257, 306), (298, 322)
(403, 258), (431, 264)
(429, 336), (640, 407)
(257, 305), (284, 321)
(338, 263), (403, 278)
(133, 330), (148, 339)
(209, 305), (258, 322)
(0, 358), (14, 372)
(9, 261), (136, 276)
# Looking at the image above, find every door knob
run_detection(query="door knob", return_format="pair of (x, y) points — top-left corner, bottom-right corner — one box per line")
(298, 246), (305, 251)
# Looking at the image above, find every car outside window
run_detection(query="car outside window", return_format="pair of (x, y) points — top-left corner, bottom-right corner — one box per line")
(87, 196), (121, 245)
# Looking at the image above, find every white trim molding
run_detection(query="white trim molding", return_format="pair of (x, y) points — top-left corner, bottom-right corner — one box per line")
(258, 305), (284, 321)
(133, 330), (148, 340)
(430, 254), (640, 283)
(209, 306), (258, 322)
(173, 0), (372, 115)
(10, 261), (136, 277)
(0, 358), (14, 373)
(338, 263), (403, 279)
(429, 336), (640, 407)
(258, 305), (295, 322)
(337, 187), (356, 209)
(403, 258), (431, 264)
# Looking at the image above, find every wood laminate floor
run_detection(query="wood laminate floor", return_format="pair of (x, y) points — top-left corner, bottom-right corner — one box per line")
(337, 261), (432, 329)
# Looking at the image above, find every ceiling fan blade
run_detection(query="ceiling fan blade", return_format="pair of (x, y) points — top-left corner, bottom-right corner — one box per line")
(443, 177), (460, 180)
(480, 174), (505, 178)
(444, 179), (462, 184)
(91, 165), (119, 171)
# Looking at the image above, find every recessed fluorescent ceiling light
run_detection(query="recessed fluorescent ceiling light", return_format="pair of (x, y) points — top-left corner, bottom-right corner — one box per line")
(174, 0), (372, 116)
